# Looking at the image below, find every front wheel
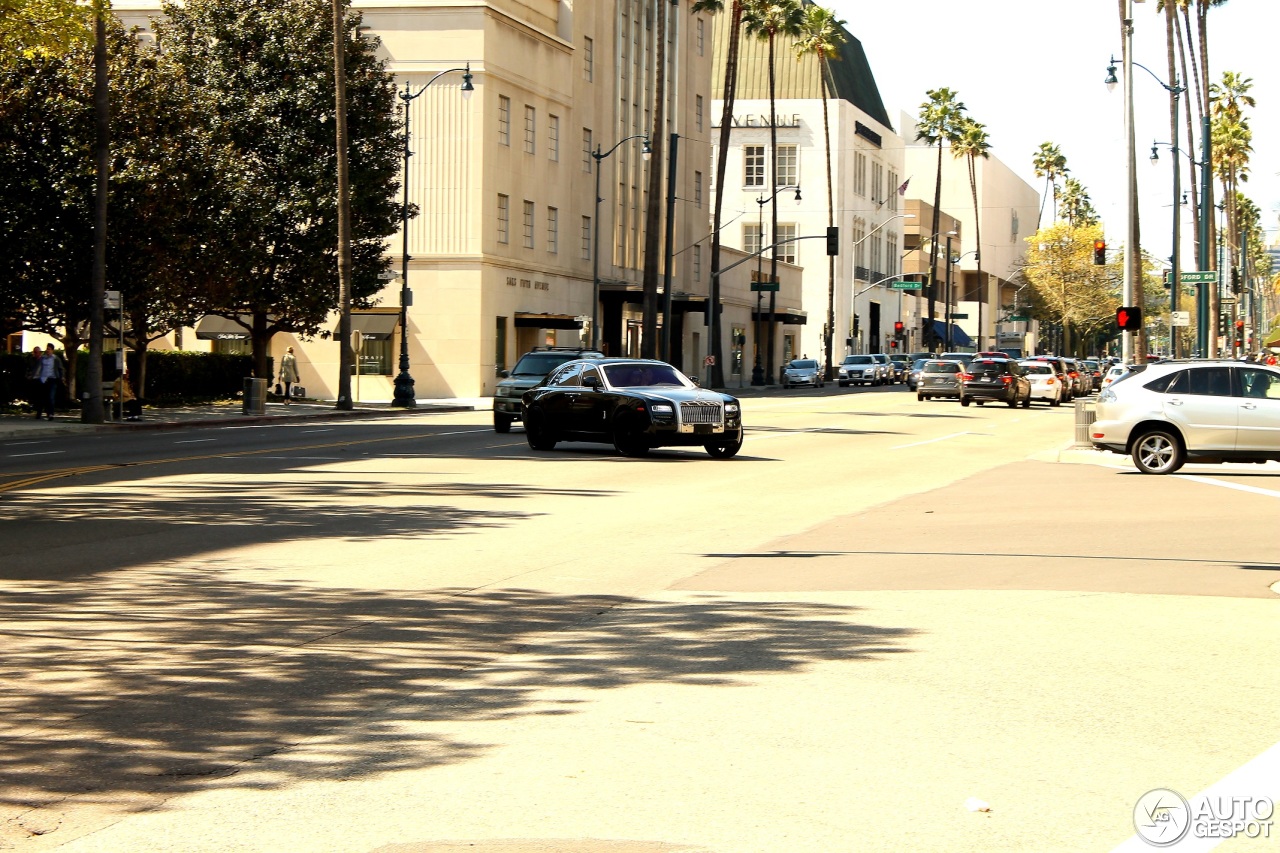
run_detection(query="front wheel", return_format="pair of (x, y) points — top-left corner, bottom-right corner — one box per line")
(1021, 392), (1032, 408)
(917, 393), (925, 401)
(1050, 394), (1062, 407)
(706, 430), (744, 459)
(612, 414), (650, 457)
(960, 397), (971, 407)
(1131, 429), (1185, 474)
(493, 412), (513, 433)
(524, 408), (557, 451)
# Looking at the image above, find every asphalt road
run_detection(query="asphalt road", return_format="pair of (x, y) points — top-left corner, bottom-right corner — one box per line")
(2, 386), (1278, 852)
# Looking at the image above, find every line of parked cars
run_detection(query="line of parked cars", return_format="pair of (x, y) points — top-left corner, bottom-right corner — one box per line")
(916, 353), (1114, 407)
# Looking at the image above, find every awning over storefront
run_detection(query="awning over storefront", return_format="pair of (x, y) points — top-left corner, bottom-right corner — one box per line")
(514, 312), (583, 330)
(349, 312), (399, 341)
(751, 309), (807, 325)
(194, 315), (251, 340)
(929, 319), (971, 348)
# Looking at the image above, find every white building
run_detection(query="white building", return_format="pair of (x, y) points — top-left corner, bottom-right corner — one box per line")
(113, 0), (738, 398)
(711, 10), (908, 377)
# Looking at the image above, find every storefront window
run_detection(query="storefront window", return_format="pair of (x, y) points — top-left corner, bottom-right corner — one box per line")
(357, 339), (392, 375)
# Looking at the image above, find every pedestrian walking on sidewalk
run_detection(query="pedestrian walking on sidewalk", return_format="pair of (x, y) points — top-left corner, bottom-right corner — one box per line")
(24, 346), (44, 416)
(278, 346), (300, 404)
(34, 344), (65, 420)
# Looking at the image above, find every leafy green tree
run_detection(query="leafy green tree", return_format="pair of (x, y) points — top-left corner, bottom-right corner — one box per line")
(0, 0), (91, 62)
(951, 116), (989, 347)
(793, 3), (844, 379)
(1021, 222), (1121, 356)
(156, 0), (402, 378)
(915, 87), (966, 347)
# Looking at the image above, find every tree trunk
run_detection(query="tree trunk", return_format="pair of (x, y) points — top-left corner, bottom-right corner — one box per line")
(1175, 11), (1199, 268)
(927, 139), (942, 349)
(84, 2), (109, 424)
(766, 31), (778, 383)
(641, 0), (667, 359)
(333, 0), (354, 408)
(707, 3), (743, 388)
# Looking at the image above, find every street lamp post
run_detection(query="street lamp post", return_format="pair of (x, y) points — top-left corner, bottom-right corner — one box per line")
(944, 232), (956, 351)
(751, 185), (800, 385)
(1104, 0), (1144, 365)
(393, 65), (473, 407)
(851, 213), (917, 355)
(591, 135), (652, 352)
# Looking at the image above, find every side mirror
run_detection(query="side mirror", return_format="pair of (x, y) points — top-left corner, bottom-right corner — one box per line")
(583, 375), (602, 389)
(498, 369), (510, 378)
(691, 376), (701, 387)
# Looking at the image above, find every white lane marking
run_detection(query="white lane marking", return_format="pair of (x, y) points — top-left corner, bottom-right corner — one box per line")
(254, 456), (344, 461)
(1176, 474), (1280, 499)
(4, 441), (49, 447)
(891, 431), (969, 450)
(174, 439), (217, 444)
(1111, 740), (1280, 851)
(300, 429), (333, 434)
(7, 450), (64, 458)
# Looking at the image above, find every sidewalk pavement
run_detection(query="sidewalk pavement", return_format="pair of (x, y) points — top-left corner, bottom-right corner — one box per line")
(0, 397), (490, 441)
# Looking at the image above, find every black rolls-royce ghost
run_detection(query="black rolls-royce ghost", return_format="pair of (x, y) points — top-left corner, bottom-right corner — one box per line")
(520, 359), (744, 458)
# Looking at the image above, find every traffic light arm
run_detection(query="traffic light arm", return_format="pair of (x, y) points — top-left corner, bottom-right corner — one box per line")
(709, 234), (832, 281)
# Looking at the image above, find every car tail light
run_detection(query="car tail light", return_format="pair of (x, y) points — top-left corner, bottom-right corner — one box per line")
(1046, 378), (1056, 385)
(1000, 375), (1012, 384)
(959, 373), (974, 381)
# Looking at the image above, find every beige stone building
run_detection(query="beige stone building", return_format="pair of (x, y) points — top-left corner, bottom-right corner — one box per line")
(114, 1), (779, 399)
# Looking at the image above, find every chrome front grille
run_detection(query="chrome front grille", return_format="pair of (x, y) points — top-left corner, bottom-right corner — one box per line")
(680, 401), (723, 425)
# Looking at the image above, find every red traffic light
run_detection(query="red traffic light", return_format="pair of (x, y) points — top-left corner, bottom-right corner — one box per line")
(1116, 306), (1142, 331)
(1093, 239), (1106, 265)
(893, 321), (904, 335)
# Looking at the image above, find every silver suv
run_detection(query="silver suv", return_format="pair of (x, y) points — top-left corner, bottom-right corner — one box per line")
(1090, 360), (1280, 474)
(837, 355), (879, 387)
(493, 347), (604, 432)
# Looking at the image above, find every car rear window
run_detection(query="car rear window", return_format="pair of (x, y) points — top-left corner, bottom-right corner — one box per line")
(789, 360), (819, 369)
(924, 362), (960, 374)
(512, 353), (575, 376)
(1022, 364), (1053, 375)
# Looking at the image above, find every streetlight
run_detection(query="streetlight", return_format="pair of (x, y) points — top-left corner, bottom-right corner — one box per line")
(851, 213), (916, 353)
(392, 64), (473, 407)
(591, 135), (652, 352)
(751, 185), (800, 385)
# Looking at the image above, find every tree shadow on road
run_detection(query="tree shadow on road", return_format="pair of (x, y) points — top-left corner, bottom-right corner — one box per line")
(0, 575), (916, 835)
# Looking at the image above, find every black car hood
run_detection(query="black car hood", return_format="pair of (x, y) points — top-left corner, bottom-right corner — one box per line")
(620, 387), (735, 405)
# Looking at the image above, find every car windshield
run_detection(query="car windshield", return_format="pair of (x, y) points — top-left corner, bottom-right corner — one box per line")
(844, 356), (873, 365)
(603, 363), (689, 388)
(512, 352), (577, 376)
(924, 362), (960, 374)
(788, 360), (819, 369)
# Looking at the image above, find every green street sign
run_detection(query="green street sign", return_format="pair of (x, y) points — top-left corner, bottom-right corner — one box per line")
(1007, 315), (1029, 322)
(890, 280), (922, 290)
(750, 282), (780, 292)
(1164, 270), (1218, 284)
(950, 313), (969, 320)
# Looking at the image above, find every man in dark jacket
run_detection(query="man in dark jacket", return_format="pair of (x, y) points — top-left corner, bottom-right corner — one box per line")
(32, 344), (65, 420)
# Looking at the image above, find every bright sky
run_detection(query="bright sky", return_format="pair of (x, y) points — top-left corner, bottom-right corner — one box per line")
(828, 0), (1278, 264)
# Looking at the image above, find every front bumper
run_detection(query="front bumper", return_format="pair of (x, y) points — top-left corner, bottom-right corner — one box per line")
(494, 397), (523, 416)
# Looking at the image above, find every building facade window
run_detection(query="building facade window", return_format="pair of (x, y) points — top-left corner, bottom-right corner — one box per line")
(497, 194), (509, 243)
(546, 206), (558, 254)
(522, 200), (535, 248)
(776, 223), (798, 264)
(498, 96), (510, 146)
(524, 105), (536, 154)
(744, 222), (763, 256)
(695, 95), (703, 132)
(853, 151), (866, 196)
(694, 171), (703, 207)
(852, 218), (866, 272)
(872, 161), (883, 204)
(887, 169), (899, 211)
(776, 144), (798, 188)
(693, 244), (702, 281)
(886, 233), (899, 276)
(548, 114), (559, 161)
(584, 36), (594, 81)
(495, 316), (508, 373)
(581, 216), (592, 259)
(583, 128), (593, 172)
(696, 17), (705, 55)
(743, 145), (765, 188)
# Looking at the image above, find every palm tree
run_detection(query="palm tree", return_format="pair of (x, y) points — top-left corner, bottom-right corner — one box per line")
(691, 0), (745, 387)
(951, 117), (989, 348)
(793, 3), (844, 380)
(1211, 69), (1252, 354)
(743, 0), (803, 382)
(1031, 142), (1067, 228)
(1058, 177), (1099, 227)
(915, 87), (966, 348)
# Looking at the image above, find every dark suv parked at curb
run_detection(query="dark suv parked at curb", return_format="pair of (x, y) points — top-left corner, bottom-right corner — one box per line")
(493, 346), (604, 432)
(960, 358), (1032, 408)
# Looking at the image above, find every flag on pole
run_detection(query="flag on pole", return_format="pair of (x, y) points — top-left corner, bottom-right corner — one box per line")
(897, 177), (911, 196)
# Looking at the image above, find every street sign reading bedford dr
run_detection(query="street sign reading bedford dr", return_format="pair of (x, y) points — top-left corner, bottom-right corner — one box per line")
(1164, 270), (1218, 284)
(890, 279), (922, 290)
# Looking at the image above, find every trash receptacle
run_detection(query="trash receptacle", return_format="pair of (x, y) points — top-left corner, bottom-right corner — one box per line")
(243, 377), (267, 415)
(1074, 397), (1096, 446)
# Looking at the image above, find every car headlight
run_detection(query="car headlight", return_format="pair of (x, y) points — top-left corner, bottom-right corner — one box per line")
(1098, 388), (1117, 403)
(725, 403), (740, 414)
(650, 404), (674, 415)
